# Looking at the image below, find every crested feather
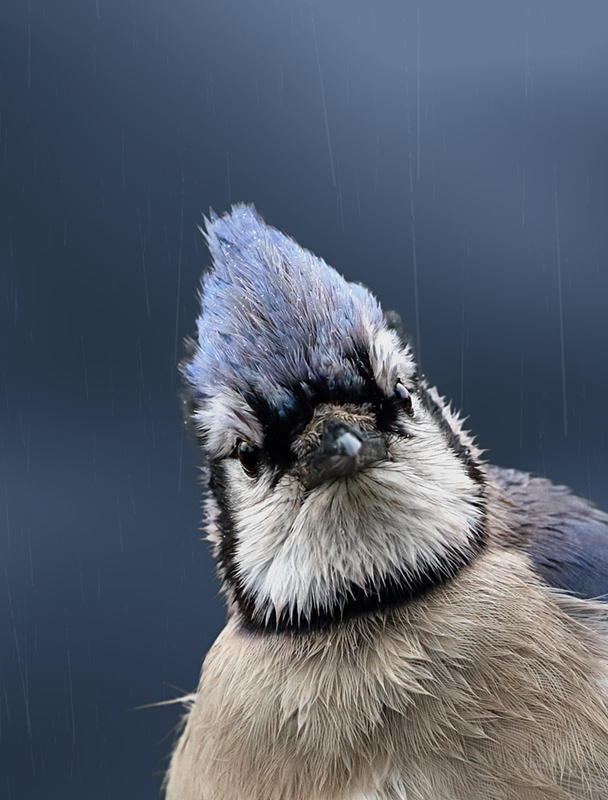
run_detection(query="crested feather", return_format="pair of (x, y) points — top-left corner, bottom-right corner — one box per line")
(183, 204), (384, 421)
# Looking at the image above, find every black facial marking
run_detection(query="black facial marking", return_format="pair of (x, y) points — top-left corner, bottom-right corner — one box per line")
(245, 343), (405, 472)
(207, 460), (240, 588)
(417, 382), (486, 487)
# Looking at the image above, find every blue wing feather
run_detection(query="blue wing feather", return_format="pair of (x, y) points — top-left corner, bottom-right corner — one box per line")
(490, 466), (608, 601)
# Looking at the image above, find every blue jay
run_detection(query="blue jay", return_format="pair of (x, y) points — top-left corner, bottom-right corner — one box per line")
(165, 204), (608, 800)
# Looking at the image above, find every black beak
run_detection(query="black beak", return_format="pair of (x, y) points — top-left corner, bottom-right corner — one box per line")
(298, 420), (386, 489)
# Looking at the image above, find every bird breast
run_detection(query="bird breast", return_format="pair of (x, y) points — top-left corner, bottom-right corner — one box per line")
(164, 546), (608, 800)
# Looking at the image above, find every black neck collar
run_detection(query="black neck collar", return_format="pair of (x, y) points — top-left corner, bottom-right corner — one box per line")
(233, 520), (488, 635)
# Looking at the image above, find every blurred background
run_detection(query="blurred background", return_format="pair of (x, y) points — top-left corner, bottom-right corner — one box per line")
(1, 0), (607, 797)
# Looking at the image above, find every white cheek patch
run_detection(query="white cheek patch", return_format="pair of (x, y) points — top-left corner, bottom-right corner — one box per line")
(368, 327), (416, 396)
(193, 389), (264, 458)
(228, 466), (301, 574)
(230, 412), (483, 624)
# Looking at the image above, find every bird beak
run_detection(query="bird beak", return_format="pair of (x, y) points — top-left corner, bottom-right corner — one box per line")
(298, 420), (386, 489)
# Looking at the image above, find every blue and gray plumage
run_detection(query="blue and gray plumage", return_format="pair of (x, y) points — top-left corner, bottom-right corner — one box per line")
(183, 205), (383, 416)
(168, 204), (608, 800)
(491, 466), (608, 601)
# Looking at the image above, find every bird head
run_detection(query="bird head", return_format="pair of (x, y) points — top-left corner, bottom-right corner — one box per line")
(182, 204), (487, 632)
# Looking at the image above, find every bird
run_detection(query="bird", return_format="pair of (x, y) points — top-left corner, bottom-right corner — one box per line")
(164, 203), (608, 800)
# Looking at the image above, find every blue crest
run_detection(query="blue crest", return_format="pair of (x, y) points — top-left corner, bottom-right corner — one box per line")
(182, 204), (383, 414)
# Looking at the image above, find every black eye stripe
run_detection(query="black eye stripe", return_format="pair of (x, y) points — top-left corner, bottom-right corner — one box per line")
(242, 388), (409, 474)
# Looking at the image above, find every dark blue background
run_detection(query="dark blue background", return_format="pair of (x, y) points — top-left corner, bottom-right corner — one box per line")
(1, 1), (607, 797)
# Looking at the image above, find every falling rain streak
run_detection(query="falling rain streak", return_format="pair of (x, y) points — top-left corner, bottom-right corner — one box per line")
(409, 158), (421, 369)
(310, 4), (336, 189)
(554, 167), (568, 437)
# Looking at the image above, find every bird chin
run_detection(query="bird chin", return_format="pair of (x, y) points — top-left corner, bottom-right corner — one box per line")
(230, 466), (484, 633)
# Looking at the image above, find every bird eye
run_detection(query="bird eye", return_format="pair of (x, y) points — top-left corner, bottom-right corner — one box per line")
(237, 441), (260, 476)
(395, 382), (414, 416)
